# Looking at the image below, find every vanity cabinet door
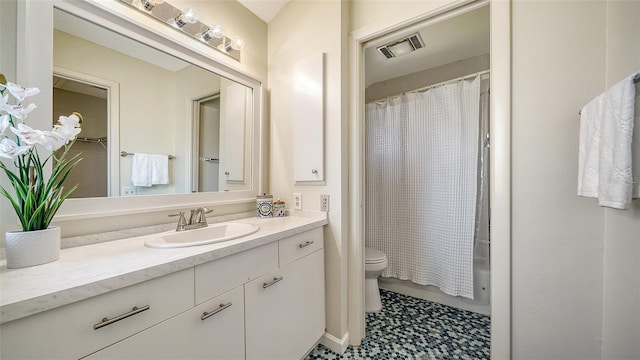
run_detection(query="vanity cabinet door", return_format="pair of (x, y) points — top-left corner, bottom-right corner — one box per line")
(85, 285), (245, 359)
(245, 249), (325, 360)
(219, 78), (250, 185)
(292, 53), (324, 183)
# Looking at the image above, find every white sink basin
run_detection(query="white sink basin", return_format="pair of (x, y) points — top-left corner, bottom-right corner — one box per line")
(145, 222), (260, 249)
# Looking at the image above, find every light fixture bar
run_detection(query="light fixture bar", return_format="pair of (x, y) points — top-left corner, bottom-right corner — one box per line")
(121, 0), (242, 61)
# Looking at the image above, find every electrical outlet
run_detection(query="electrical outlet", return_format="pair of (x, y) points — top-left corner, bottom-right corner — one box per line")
(122, 186), (136, 196)
(293, 192), (302, 210)
(320, 194), (330, 212)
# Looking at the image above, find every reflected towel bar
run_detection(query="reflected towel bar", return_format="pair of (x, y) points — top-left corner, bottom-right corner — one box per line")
(120, 151), (175, 159)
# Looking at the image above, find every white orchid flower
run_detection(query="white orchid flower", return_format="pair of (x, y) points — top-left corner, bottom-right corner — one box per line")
(0, 114), (9, 135)
(38, 130), (66, 151)
(53, 113), (82, 144)
(10, 123), (44, 145)
(0, 100), (37, 120)
(0, 138), (32, 160)
(0, 94), (11, 114)
(56, 113), (82, 128)
(9, 102), (37, 120)
(4, 82), (40, 103)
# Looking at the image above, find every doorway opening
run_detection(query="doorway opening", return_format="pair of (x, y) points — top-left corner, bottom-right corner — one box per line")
(361, 2), (490, 352)
(348, 0), (511, 357)
(192, 94), (221, 193)
(52, 72), (119, 197)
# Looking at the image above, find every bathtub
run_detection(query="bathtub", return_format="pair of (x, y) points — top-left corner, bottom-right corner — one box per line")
(378, 238), (491, 315)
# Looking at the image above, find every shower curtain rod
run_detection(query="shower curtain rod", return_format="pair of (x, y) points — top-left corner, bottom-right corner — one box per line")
(367, 69), (491, 104)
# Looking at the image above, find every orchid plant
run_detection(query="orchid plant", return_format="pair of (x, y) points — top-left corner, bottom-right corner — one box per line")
(0, 73), (82, 232)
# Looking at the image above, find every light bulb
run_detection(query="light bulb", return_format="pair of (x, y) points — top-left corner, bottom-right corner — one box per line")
(140, 0), (164, 11)
(209, 24), (225, 39)
(229, 36), (244, 51)
(200, 23), (225, 42)
(172, 5), (199, 28)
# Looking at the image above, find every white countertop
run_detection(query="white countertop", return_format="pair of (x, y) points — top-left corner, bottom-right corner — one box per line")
(0, 213), (327, 324)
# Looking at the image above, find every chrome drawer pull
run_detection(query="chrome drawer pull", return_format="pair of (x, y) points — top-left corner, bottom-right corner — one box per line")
(298, 240), (314, 249)
(201, 302), (232, 321)
(94, 305), (150, 330)
(262, 276), (284, 289)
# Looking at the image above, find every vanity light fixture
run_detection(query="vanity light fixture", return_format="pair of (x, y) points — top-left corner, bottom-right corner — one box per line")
(120, 0), (243, 61)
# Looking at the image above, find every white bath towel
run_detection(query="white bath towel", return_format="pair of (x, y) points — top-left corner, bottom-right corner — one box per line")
(150, 154), (169, 185)
(131, 153), (169, 187)
(578, 72), (638, 209)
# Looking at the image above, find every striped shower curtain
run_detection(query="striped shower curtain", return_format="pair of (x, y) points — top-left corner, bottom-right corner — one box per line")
(365, 76), (480, 299)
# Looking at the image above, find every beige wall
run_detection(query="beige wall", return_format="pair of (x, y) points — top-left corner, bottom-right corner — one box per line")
(512, 0), (640, 358)
(173, 65), (222, 193)
(55, 30), (180, 195)
(512, 1), (606, 357)
(268, 0), (350, 340)
(350, 0), (458, 34)
(601, 1), (640, 358)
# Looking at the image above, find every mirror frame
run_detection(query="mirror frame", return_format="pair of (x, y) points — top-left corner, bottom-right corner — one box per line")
(18, 0), (263, 221)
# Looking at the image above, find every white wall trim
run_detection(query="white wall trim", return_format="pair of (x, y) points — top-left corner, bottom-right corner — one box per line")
(347, 31), (366, 345)
(489, 1), (512, 358)
(347, 0), (511, 357)
(320, 331), (350, 355)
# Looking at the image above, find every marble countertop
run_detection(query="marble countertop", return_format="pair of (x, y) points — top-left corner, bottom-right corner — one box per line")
(0, 212), (328, 324)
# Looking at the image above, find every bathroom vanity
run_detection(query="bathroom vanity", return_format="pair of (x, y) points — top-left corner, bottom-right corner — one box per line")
(0, 214), (327, 359)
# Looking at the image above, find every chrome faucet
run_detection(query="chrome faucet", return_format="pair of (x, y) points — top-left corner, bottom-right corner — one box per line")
(169, 207), (213, 231)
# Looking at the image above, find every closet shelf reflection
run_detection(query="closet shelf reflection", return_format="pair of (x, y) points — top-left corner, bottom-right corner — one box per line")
(76, 136), (108, 149)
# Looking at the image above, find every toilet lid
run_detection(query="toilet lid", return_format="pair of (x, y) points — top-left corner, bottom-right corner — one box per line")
(365, 247), (387, 263)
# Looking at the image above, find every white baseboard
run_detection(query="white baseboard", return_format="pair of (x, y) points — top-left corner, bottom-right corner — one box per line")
(320, 331), (350, 355)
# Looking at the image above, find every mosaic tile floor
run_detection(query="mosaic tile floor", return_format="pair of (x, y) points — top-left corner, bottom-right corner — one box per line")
(305, 289), (490, 360)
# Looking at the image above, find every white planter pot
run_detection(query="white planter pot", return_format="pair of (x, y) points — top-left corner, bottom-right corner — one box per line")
(4, 227), (61, 269)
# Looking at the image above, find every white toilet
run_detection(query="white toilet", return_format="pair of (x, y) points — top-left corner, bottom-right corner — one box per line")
(365, 247), (388, 313)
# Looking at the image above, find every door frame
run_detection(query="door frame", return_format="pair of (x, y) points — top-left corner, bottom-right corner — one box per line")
(53, 67), (120, 197)
(347, 0), (512, 358)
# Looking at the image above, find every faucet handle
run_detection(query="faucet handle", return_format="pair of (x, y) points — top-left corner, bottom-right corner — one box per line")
(196, 207), (213, 225)
(169, 211), (187, 231)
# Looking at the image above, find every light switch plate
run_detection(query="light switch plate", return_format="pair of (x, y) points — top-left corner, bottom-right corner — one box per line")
(320, 194), (329, 212)
(293, 193), (302, 210)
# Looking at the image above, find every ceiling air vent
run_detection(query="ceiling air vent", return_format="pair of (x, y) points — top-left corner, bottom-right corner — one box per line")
(376, 33), (425, 59)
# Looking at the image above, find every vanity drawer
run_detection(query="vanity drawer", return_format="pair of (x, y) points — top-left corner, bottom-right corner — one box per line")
(195, 242), (277, 304)
(278, 227), (323, 266)
(0, 268), (194, 360)
(85, 285), (245, 359)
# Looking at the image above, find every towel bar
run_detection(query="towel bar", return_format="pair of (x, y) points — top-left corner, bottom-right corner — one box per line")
(579, 73), (640, 115)
(120, 151), (175, 159)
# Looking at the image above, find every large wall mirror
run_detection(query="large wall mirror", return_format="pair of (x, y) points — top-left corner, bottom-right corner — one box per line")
(21, 0), (262, 221)
(53, 8), (253, 198)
